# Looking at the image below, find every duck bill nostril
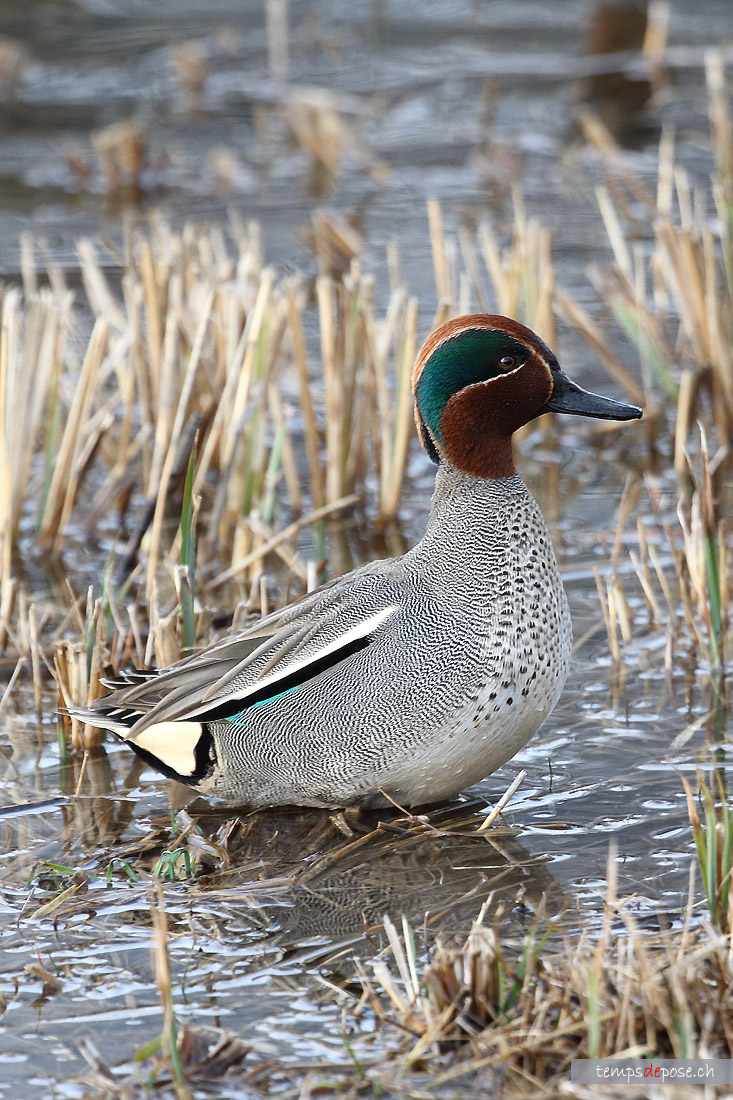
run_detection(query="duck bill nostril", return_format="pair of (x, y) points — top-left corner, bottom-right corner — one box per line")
(542, 370), (643, 421)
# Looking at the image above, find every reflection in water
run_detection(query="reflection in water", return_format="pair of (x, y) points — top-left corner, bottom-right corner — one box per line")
(0, 605), (729, 1095)
(0, 747), (575, 1090)
(193, 802), (569, 956)
(1, 765), (568, 949)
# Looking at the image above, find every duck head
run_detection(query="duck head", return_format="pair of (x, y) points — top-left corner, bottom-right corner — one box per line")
(413, 313), (642, 478)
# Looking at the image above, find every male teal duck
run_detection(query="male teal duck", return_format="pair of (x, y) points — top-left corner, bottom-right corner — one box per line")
(74, 314), (641, 809)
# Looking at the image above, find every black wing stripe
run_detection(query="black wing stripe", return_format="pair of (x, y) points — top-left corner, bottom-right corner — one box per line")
(197, 632), (375, 722)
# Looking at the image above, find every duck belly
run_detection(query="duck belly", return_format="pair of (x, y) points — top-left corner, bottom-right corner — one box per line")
(370, 650), (569, 807)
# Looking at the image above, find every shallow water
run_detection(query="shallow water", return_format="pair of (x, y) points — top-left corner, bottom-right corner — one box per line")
(0, 0), (732, 1095)
(0, 0), (730, 303)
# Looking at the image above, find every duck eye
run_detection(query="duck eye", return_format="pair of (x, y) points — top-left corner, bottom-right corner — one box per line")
(499, 355), (516, 369)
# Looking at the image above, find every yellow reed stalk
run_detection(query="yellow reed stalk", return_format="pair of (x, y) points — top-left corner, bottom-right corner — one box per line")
(656, 124), (675, 217)
(19, 232), (37, 296)
(77, 238), (127, 329)
(28, 603), (44, 718)
(267, 383), (301, 513)
(457, 226), (488, 313)
(286, 281), (324, 509)
(54, 597), (107, 752)
(680, 496), (711, 636)
(346, 276), (372, 494)
(146, 281), (182, 497)
(610, 476), (639, 566)
(145, 292), (213, 602)
(612, 576), (633, 643)
(629, 549), (660, 624)
(531, 221), (555, 343)
(0, 292), (15, 591)
(39, 317), (109, 552)
(382, 297), (418, 519)
(0, 290), (70, 563)
(221, 268), (274, 479)
(191, 297), (247, 507)
(149, 883), (194, 1100)
(604, 580), (620, 661)
(427, 198), (451, 305)
(706, 49), (733, 204)
(0, 578), (16, 654)
(140, 237), (163, 386)
(596, 185), (632, 280)
(152, 603), (181, 670)
(555, 290), (645, 405)
(365, 286), (403, 510)
(673, 370), (697, 474)
(643, 0), (670, 76)
(257, 573), (268, 617)
(594, 568), (618, 662)
(477, 221), (505, 311)
(317, 275), (343, 502)
(107, 335), (136, 480)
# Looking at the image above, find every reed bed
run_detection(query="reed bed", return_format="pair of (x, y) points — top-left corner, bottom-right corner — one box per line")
(595, 435), (731, 673)
(0, 215), (419, 741)
(564, 50), (733, 461)
(349, 897), (730, 1095)
(0, 215), (418, 576)
(1, 54), (731, 751)
(355, 873), (732, 1096)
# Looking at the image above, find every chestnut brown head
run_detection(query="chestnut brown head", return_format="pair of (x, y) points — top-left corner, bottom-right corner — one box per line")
(413, 314), (641, 478)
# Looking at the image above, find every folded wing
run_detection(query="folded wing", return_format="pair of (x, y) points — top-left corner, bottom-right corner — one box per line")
(74, 564), (404, 750)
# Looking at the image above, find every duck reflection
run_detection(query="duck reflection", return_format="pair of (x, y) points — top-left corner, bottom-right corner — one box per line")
(182, 798), (569, 963)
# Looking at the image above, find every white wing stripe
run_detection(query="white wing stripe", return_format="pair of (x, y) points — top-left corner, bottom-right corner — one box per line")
(194, 603), (398, 714)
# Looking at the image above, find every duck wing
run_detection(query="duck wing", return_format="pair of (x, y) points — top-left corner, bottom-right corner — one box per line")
(76, 560), (403, 738)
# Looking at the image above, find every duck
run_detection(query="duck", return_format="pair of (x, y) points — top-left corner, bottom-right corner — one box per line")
(73, 314), (642, 809)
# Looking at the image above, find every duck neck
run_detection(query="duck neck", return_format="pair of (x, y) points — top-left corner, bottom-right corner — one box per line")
(427, 460), (528, 522)
(446, 434), (516, 479)
(409, 462), (542, 591)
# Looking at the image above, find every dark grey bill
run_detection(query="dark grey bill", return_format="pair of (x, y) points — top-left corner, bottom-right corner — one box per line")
(542, 370), (642, 421)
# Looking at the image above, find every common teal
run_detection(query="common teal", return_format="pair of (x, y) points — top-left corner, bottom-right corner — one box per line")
(75, 314), (641, 809)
